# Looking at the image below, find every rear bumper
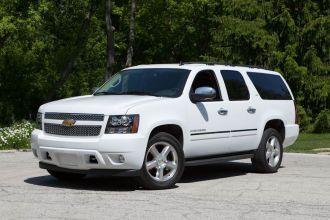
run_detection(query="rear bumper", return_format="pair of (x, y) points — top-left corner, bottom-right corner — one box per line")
(31, 129), (148, 171)
(283, 124), (299, 147)
(39, 162), (140, 176)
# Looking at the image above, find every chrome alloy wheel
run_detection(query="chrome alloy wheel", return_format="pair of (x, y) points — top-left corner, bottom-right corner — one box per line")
(266, 136), (281, 167)
(145, 141), (178, 182)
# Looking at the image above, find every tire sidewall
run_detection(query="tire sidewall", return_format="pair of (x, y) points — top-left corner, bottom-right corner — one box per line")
(255, 128), (283, 173)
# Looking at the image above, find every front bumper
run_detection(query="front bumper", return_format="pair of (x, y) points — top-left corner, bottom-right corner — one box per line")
(31, 129), (148, 171)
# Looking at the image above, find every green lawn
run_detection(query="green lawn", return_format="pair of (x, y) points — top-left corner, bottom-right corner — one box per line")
(285, 133), (330, 153)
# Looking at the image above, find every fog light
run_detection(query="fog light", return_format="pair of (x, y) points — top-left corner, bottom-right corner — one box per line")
(89, 155), (98, 164)
(46, 152), (52, 160)
(118, 154), (125, 163)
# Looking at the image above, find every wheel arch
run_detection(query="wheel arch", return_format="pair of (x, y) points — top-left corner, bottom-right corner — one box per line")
(148, 124), (184, 147)
(263, 119), (285, 142)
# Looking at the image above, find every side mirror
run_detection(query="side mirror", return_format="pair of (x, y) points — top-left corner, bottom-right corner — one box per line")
(190, 87), (216, 103)
(91, 87), (99, 94)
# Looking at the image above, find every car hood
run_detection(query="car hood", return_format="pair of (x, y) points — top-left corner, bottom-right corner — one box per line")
(39, 95), (163, 115)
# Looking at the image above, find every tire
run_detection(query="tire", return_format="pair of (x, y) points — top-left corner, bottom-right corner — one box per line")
(47, 170), (86, 181)
(137, 132), (185, 190)
(252, 128), (283, 173)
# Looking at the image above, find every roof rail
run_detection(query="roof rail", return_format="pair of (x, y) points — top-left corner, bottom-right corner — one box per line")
(179, 61), (269, 70)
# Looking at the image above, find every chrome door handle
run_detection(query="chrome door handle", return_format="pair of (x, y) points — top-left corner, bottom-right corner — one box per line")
(218, 108), (228, 115)
(247, 106), (256, 114)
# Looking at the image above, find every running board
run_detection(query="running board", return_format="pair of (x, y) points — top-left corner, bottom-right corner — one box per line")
(185, 151), (255, 167)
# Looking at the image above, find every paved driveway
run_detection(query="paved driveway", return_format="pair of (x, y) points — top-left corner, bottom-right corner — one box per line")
(0, 152), (329, 220)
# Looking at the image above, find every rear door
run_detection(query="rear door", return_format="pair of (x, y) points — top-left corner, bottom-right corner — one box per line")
(218, 69), (261, 152)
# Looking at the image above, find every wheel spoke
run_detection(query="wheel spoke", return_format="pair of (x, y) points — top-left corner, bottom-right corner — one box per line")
(274, 155), (279, 166)
(266, 142), (272, 151)
(270, 138), (275, 148)
(146, 160), (157, 170)
(269, 153), (275, 167)
(274, 147), (280, 156)
(150, 147), (160, 158)
(161, 145), (171, 158)
(156, 167), (164, 181)
(165, 161), (177, 170)
(266, 150), (271, 160)
(274, 138), (280, 147)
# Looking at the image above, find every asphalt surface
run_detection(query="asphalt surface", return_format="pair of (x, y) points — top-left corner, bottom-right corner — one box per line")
(0, 152), (329, 220)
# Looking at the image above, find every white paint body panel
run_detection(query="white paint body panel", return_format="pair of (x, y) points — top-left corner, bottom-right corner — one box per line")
(31, 64), (299, 171)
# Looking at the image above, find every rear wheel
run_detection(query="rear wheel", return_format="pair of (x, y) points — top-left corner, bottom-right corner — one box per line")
(137, 132), (184, 190)
(47, 170), (86, 181)
(252, 128), (283, 173)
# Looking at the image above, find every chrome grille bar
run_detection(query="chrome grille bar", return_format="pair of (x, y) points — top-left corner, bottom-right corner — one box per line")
(45, 113), (104, 121)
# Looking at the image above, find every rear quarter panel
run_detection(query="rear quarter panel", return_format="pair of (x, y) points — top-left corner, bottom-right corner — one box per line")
(243, 69), (297, 147)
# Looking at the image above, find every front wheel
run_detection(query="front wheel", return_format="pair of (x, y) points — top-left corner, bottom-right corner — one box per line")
(252, 128), (283, 173)
(137, 132), (184, 190)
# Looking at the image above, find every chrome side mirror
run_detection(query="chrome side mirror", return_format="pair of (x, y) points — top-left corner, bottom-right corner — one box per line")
(190, 87), (216, 103)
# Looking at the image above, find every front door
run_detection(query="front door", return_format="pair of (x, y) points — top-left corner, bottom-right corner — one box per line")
(186, 69), (232, 158)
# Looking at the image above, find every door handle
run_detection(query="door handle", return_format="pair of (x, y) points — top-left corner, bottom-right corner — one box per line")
(218, 108), (228, 115)
(247, 106), (256, 114)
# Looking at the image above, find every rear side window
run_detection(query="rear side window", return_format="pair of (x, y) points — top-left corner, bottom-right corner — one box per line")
(247, 72), (292, 100)
(221, 70), (250, 101)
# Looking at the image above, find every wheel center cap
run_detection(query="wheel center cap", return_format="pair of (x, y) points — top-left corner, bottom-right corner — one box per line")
(156, 156), (165, 165)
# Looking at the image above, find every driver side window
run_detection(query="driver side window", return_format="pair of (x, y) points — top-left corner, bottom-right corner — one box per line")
(191, 70), (221, 101)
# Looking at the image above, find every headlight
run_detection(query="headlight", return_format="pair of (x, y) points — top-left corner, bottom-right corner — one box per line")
(105, 115), (139, 134)
(36, 112), (42, 130)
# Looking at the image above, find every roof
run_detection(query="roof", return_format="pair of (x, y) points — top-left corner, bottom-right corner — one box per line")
(125, 63), (279, 75)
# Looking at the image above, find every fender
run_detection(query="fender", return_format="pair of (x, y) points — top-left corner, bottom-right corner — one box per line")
(257, 115), (286, 143)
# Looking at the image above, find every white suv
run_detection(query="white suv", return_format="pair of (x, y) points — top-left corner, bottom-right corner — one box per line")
(31, 63), (299, 189)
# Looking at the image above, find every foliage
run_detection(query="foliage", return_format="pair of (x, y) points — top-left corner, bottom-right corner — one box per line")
(313, 109), (330, 133)
(296, 105), (312, 132)
(0, 121), (34, 150)
(0, 0), (329, 131)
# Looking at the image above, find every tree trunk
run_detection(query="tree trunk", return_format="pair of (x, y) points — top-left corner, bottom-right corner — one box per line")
(125, 0), (136, 67)
(105, 0), (115, 81)
(47, 1), (96, 101)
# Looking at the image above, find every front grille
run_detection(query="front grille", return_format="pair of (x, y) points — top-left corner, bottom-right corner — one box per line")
(45, 112), (104, 121)
(44, 123), (102, 136)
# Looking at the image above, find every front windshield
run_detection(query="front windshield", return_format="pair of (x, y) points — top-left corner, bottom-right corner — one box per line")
(94, 68), (190, 98)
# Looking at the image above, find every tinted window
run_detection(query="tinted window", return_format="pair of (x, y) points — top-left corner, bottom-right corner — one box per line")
(95, 68), (190, 98)
(191, 70), (221, 101)
(221, 70), (250, 101)
(247, 72), (292, 100)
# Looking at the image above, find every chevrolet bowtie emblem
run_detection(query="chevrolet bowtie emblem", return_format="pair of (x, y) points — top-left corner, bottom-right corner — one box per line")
(62, 119), (76, 127)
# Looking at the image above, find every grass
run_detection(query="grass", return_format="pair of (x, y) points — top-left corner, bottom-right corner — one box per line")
(285, 133), (330, 153)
